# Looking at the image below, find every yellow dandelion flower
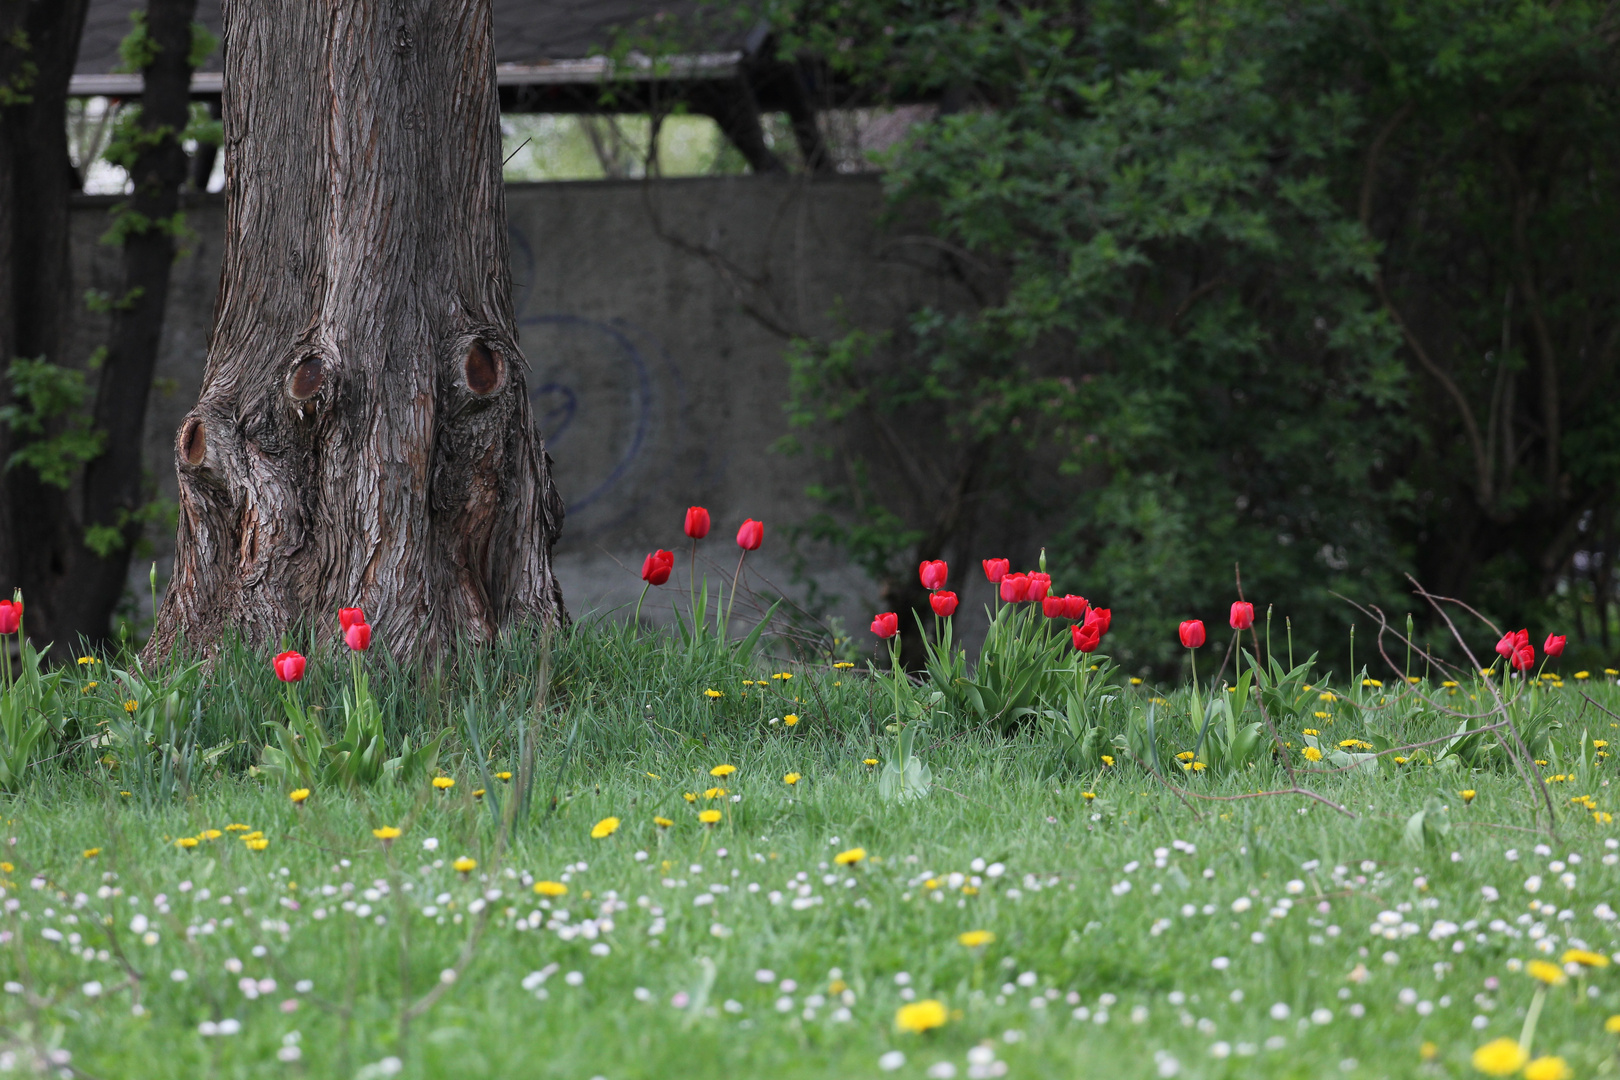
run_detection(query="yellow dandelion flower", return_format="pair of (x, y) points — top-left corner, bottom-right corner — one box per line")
(1420, 1041), (1438, 1062)
(200, 829), (222, 841)
(1442, 680), (1459, 688)
(834, 847), (866, 866)
(1394, 756), (1409, 765)
(432, 776), (455, 790)
(590, 817), (620, 839)
(704, 689), (723, 698)
(699, 809), (722, 825)
(1605, 1014), (1620, 1033)
(1101, 755), (1115, 767)
(1082, 791), (1096, 801)
(1523, 1057), (1572, 1080)
(1575, 671), (1590, 680)
(772, 672), (793, 680)
(1318, 692), (1337, 702)
(122, 700), (138, 713)
(1561, 948), (1609, 969)
(1608, 668), (1620, 676)
(1597, 811), (1615, 824)
(895, 999), (948, 1034)
(1303, 728), (1320, 735)
(704, 787), (727, 799)
(1406, 676), (1420, 684)
(373, 826), (402, 841)
(1480, 668), (1495, 677)
(1595, 740), (1609, 749)
(1460, 790), (1476, 804)
(833, 662), (854, 669)
(496, 771), (512, 781)
(683, 792), (697, 802)
(0, 862), (11, 873)
(534, 881), (567, 897)
(1129, 677), (1143, 685)
(863, 758), (879, 767)
(924, 878), (940, 890)
(243, 831), (263, 840)
(289, 788), (310, 804)
(961, 884), (979, 895)
(709, 764), (736, 777)
(784, 772), (801, 785)
(958, 930), (995, 948)
(1361, 678), (1382, 688)
(783, 714), (800, 727)
(77, 656), (96, 665)
(81, 682), (98, 692)
(453, 857), (477, 874)
(244, 837), (269, 851)
(175, 837), (199, 849)
(472, 789), (485, 799)
(82, 848), (100, 858)
(225, 823), (249, 832)
(1526, 959), (1567, 985)
(1470, 1038), (1528, 1077)
(653, 816), (674, 828)
(1303, 746), (1323, 762)
(1175, 751), (1195, 762)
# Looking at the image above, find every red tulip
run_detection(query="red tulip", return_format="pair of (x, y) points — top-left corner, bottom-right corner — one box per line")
(1229, 601), (1254, 631)
(641, 550), (674, 586)
(273, 650), (306, 683)
(0, 599), (19, 635)
(1543, 633), (1566, 658)
(999, 573), (1030, 603)
(1495, 628), (1528, 660)
(870, 612), (899, 639)
(1089, 607), (1111, 636)
(929, 591), (959, 617)
(1511, 643), (1535, 672)
(1179, 619), (1206, 649)
(736, 518), (763, 551)
(918, 560), (948, 591)
(1071, 621), (1101, 653)
(684, 506), (711, 539)
(1026, 572), (1051, 601)
(982, 558), (1010, 584)
(339, 607), (365, 632)
(344, 622), (371, 651)
(1041, 595), (1066, 619)
(1063, 594), (1090, 620)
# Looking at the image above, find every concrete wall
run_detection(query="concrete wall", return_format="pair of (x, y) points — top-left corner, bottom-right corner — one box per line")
(67, 176), (960, 635)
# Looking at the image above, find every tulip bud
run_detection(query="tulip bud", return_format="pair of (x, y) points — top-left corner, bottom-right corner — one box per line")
(684, 506), (711, 539)
(273, 650), (307, 683)
(1543, 633), (1566, 658)
(1026, 572), (1051, 602)
(736, 518), (764, 551)
(1229, 601), (1254, 631)
(1179, 620), (1206, 649)
(929, 591), (959, 617)
(982, 559), (1010, 584)
(870, 612), (899, 639)
(641, 550), (675, 586)
(0, 598), (19, 636)
(345, 622), (372, 651)
(918, 560), (948, 591)
(999, 573), (1030, 603)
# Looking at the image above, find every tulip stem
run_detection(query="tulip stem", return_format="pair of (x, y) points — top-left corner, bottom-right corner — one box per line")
(724, 551), (747, 639)
(634, 581), (651, 629)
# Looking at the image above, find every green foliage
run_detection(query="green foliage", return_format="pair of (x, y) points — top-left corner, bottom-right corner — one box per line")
(768, 0), (1620, 670)
(260, 663), (444, 791)
(0, 639), (67, 791)
(0, 357), (106, 489)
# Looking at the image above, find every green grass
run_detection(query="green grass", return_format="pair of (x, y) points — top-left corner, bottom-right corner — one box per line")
(1, 623), (1617, 1078)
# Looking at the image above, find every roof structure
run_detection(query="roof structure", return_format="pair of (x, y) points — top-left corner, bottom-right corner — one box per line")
(72, 1), (757, 96)
(72, 1), (856, 176)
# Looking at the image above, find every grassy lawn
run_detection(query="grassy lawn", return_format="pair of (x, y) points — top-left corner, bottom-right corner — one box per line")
(1, 622), (1617, 1078)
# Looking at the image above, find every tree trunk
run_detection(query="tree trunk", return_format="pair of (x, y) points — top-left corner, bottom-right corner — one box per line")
(68, 0), (201, 644)
(0, 0), (91, 644)
(147, 0), (567, 659)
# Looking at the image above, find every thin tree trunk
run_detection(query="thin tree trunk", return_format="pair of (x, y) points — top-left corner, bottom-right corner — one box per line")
(68, 0), (200, 643)
(147, 0), (566, 659)
(0, 0), (91, 643)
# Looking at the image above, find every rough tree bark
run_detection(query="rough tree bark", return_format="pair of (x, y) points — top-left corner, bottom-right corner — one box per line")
(147, 0), (566, 659)
(68, 0), (201, 641)
(0, 0), (91, 642)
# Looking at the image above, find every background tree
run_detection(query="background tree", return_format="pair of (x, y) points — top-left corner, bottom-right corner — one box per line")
(768, 0), (1620, 673)
(147, 0), (567, 658)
